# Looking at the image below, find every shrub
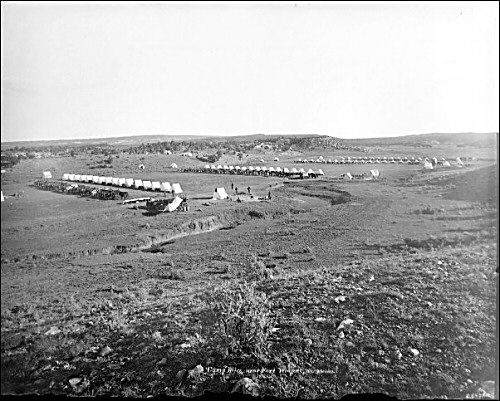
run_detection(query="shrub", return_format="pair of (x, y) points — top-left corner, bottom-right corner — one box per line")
(204, 282), (275, 355)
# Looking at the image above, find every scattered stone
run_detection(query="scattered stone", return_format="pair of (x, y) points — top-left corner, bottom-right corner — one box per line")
(346, 342), (355, 348)
(232, 378), (260, 396)
(100, 346), (113, 357)
(338, 331), (345, 339)
(334, 295), (346, 303)
(45, 327), (61, 336)
(314, 317), (326, 323)
(368, 275), (375, 282)
(337, 318), (354, 331)
(395, 351), (403, 360)
(303, 338), (313, 347)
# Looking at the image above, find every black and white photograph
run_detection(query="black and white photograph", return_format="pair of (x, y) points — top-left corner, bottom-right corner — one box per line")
(1, 1), (498, 398)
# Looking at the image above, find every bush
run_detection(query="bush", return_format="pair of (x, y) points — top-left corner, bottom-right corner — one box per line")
(204, 282), (275, 355)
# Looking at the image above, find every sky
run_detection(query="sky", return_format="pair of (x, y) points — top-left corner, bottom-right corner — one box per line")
(1, 1), (499, 142)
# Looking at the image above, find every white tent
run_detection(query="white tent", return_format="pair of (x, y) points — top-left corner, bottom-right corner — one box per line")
(299, 168), (306, 174)
(98, 176), (106, 184)
(62, 173), (70, 180)
(261, 166), (267, 172)
(143, 180), (152, 190)
(290, 167), (299, 174)
(317, 169), (324, 175)
(370, 169), (380, 179)
(139, 164), (145, 169)
(275, 167), (282, 172)
(268, 167), (276, 172)
(134, 179), (144, 189)
(92, 176), (100, 183)
(172, 183), (183, 194)
(423, 161), (433, 170)
(283, 167), (290, 174)
(125, 178), (134, 187)
(152, 181), (162, 191)
(0, 191), (4, 202)
(456, 157), (464, 166)
(344, 172), (353, 180)
(105, 177), (113, 184)
(213, 187), (229, 200)
(217, 165), (223, 170)
(118, 178), (126, 186)
(235, 166), (241, 170)
(442, 160), (451, 167)
(307, 168), (315, 175)
(274, 157), (279, 161)
(204, 164), (210, 169)
(170, 163), (178, 169)
(83, 175), (92, 182)
(74, 174), (81, 181)
(167, 196), (183, 212)
(260, 159), (265, 163)
(161, 182), (172, 192)
(43, 171), (52, 179)
(112, 177), (120, 186)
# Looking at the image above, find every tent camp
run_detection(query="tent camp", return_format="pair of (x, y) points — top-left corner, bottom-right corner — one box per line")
(456, 157), (464, 166)
(172, 183), (183, 194)
(1, 191), (4, 202)
(98, 176), (106, 184)
(213, 187), (229, 200)
(170, 163), (178, 169)
(161, 182), (172, 192)
(125, 178), (134, 187)
(134, 179), (144, 189)
(118, 178), (126, 186)
(274, 157), (279, 161)
(167, 196), (183, 212)
(105, 177), (113, 184)
(143, 180), (152, 190)
(344, 172), (353, 180)
(112, 178), (120, 186)
(43, 171), (52, 179)
(62, 173), (70, 180)
(370, 169), (380, 179)
(74, 174), (81, 181)
(92, 176), (99, 183)
(317, 169), (324, 176)
(152, 181), (162, 191)
(442, 161), (451, 167)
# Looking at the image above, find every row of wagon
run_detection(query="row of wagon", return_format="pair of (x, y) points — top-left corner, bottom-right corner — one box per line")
(61, 174), (182, 193)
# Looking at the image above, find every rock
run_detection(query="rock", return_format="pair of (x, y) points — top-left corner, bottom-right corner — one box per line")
(188, 364), (204, 378)
(232, 378), (260, 396)
(45, 327), (61, 336)
(368, 275), (375, 282)
(157, 357), (168, 366)
(409, 348), (420, 357)
(176, 369), (187, 382)
(303, 338), (313, 347)
(338, 331), (345, 339)
(334, 295), (346, 303)
(346, 342), (355, 348)
(69, 378), (82, 387)
(337, 318), (354, 331)
(100, 346), (113, 357)
(394, 350), (403, 360)
(314, 317), (326, 323)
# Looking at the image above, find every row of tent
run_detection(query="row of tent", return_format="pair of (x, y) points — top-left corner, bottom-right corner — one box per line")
(295, 156), (453, 165)
(201, 164), (325, 176)
(61, 173), (183, 194)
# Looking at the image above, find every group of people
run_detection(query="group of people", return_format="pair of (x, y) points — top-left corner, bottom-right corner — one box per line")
(229, 182), (272, 200)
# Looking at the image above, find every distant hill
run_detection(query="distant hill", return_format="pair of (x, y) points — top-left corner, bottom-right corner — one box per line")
(344, 132), (498, 147)
(1, 133), (321, 149)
